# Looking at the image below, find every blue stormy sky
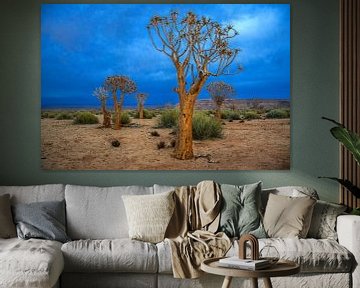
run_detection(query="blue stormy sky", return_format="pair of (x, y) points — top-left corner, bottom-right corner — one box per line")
(41, 4), (290, 109)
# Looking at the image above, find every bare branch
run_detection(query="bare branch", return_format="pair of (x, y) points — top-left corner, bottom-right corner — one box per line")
(147, 10), (241, 95)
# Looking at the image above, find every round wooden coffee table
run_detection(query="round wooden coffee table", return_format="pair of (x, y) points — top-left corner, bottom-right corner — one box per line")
(201, 257), (300, 288)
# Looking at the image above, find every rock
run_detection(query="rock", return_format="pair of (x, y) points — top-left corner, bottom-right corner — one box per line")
(111, 140), (120, 147)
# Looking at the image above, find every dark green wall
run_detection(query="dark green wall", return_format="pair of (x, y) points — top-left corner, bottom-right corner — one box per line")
(0, 0), (340, 202)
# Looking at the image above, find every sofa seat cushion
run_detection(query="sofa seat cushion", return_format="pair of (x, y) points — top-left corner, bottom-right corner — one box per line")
(61, 239), (158, 273)
(157, 238), (354, 274)
(0, 238), (64, 288)
(231, 238), (354, 273)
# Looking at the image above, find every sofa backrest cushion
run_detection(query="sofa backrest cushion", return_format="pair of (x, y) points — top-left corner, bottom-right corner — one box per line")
(261, 186), (319, 213)
(153, 184), (176, 194)
(65, 185), (154, 239)
(0, 185), (65, 204)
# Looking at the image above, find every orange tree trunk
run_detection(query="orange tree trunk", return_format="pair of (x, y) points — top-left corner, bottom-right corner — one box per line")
(215, 106), (221, 120)
(139, 104), (144, 119)
(101, 105), (111, 128)
(174, 96), (196, 160)
(112, 91), (120, 130)
(113, 105), (122, 130)
(112, 91), (124, 130)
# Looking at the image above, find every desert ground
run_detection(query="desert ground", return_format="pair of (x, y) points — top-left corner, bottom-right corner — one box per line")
(41, 116), (290, 170)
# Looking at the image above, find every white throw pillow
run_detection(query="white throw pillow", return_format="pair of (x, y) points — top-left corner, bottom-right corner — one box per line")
(122, 191), (175, 243)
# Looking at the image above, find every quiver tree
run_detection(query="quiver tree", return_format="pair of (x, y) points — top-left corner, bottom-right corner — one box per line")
(136, 93), (148, 119)
(104, 75), (137, 130)
(207, 81), (235, 120)
(93, 86), (111, 128)
(148, 11), (240, 159)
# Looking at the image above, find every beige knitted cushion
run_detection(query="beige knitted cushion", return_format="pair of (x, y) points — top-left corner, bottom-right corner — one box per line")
(122, 191), (175, 243)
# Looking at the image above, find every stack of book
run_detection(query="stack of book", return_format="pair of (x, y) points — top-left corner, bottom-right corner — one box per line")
(218, 257), (271, 270)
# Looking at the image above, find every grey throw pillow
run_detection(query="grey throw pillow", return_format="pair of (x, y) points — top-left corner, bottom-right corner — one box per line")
(218, 182), (266, 238)
(307, 200), (347, 240)
(12, 200), (70, 243)
(0, 194), (16, 238)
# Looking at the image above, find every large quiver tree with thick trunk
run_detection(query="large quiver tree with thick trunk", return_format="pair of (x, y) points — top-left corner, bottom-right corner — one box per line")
(148, 11), (240, 159)
(104, 75), (137, 130)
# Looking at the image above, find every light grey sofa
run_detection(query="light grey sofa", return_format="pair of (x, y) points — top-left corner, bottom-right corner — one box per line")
(0, 184), (359, 288)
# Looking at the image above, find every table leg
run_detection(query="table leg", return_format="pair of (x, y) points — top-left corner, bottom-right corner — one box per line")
(251, 278), (258, 288)
(263, 277), (273, 288)
(221, 276), (233, 288)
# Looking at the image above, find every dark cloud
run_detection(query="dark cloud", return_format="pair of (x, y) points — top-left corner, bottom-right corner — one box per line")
(41, 4), (290, 108)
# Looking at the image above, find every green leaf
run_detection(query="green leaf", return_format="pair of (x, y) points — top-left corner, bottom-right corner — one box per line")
(330, 126), (360, 165)
(322, 116), (344, 127)
(351, 208), (360, 215)
(322, 117), (360, 165)
(319, 177), (360, 198)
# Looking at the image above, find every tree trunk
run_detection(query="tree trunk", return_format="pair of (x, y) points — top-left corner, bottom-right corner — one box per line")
(173, 65), (207, 160)
(115, 104), (122, 130)
(139, 104), (144, 119)
(215, 106), (221, 120)
(101, 104), (111, 128)
(174, 95), (196, 160)
(112, 91), (122, 130)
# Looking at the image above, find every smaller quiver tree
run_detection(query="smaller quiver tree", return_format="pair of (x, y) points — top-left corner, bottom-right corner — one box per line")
(93, 86), (111, 128)
(136, 93), (148, 119)
(207, 81), (235, 120)
(104, 75), (137, 130)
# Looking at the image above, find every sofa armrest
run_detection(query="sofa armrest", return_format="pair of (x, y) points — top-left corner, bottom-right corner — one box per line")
(337, 215), (360, 288)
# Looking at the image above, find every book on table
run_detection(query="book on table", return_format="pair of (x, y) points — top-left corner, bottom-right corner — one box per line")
(218, 257), (271, 270)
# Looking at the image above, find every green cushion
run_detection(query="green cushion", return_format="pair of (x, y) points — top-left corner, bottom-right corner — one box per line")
(218, 182), (266, 238)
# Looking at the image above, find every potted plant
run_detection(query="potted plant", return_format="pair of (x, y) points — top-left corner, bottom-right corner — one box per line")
(320, 117), (360, 215)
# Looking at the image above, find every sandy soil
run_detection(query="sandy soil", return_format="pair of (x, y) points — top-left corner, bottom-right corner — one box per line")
(41, 117), (290, 170)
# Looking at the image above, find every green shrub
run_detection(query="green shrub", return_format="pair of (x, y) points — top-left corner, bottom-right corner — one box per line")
(242, 110), (261, 120)
(192, 113), (223, 140)
(41, 112), (49, 118)
(134, 109), (155, 119)
(221, 110), (242, 120)
(202, 110), (214, 117)
(157, 109), (179, 128)
(120, 112), (131, 125)
(55, 112), (73, 120)
(111, 112), (131, 125)
(127, 110), (137, 117)
(266, 109), (290, 119)
(73, 112), (99, 124)
(41, 111), (57, 119)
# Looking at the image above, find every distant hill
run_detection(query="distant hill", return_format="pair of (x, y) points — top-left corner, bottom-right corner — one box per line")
(194, 98), (290, 110)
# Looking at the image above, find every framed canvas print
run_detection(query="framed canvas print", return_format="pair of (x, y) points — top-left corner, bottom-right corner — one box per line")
(41, 3), (290, 170)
